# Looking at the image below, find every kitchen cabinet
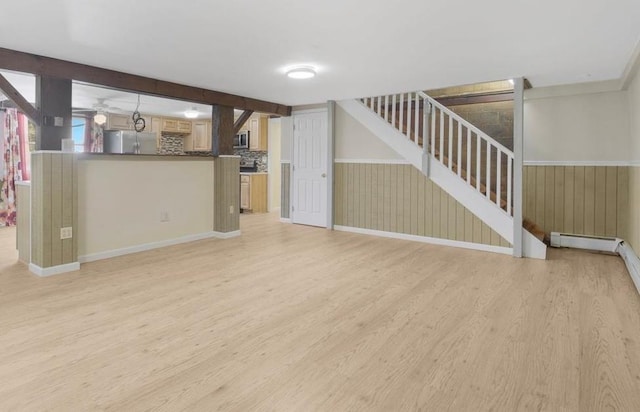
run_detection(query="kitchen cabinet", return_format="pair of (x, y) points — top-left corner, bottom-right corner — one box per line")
(240, 175), (251, 210)
(192, 121), (211, 151)
(162, 118), (192, 134)
(240, 173), (267, 213)
(184, 120), (211, 152)
(248, 114), (268, 151)
(150, 117), (162, 146)
(106, 113), (132, 130)
(177, 120), (192, 134)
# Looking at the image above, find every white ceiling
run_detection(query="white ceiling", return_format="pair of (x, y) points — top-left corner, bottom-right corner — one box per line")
(0, 0), (639, 106)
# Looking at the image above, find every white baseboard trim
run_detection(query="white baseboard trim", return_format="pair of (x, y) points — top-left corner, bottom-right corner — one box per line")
(334, 225), (513, 256)
(618, 242), (640, 295)
(550, 232), (640, 296)
(280, 217), (291, 223)
(29, 262), (80, 277)
(212, 230), (241, 239)
(550, 232), (621, 253)
(79, 230), (240, 263)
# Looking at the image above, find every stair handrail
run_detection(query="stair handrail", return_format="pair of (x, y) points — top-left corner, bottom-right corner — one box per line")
(358, 89), (516, 215)
(417, 91), (513, 157)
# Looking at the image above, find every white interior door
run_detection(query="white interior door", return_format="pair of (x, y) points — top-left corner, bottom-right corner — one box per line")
(292, 111), (328, 227)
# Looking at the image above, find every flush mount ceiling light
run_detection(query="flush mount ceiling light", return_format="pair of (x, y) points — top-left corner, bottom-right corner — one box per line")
(93, 112), (107, 125)
(184, 107), (199, 119)
(286, 66), (317, 79)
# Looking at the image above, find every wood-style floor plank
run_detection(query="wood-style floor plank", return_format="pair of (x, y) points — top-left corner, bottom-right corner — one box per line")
(0, 215), (639, 411)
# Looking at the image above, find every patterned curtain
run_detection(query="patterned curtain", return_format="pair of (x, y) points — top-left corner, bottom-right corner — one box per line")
(83, 117), (93, 152)
(0, 108), (30, 226)
(91, 120), (103, 152)
(83, 116), (103, 152)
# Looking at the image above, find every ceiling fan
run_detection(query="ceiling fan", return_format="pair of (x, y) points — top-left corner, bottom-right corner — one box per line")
(72, 98), (124, 125)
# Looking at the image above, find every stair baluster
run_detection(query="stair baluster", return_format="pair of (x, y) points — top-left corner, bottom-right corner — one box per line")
(345, 92), (548, 255)
(358, 90), (515, 216)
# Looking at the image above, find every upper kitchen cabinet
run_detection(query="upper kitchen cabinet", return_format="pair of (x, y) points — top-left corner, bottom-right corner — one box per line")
(248, 114), (268, 151)
(106, 113), (133, 130)
(162, 118), (192, 134)
(184, 120), (212, 152)
(150, 117), (162, 145)
(192, 120), (211, 151)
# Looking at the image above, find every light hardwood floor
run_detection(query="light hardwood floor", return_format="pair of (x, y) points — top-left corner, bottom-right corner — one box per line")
(1, 216), (640, 411)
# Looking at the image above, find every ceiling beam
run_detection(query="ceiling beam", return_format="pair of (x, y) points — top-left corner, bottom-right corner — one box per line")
(211, 105), (234, 156)
(0, 47), (291, 117)
(233, 110), (254, 135)
(0, 72), (41, 125)
(436, 92), (514, 107)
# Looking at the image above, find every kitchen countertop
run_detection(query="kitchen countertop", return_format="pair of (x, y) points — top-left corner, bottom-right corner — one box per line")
(77, 153), (236, 161)
(240, 172), (268, 175)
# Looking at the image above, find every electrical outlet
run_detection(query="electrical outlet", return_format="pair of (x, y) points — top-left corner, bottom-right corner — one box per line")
(229, 205), (234, 214)
(160, 211), (170, 222)
(60, 227), (73, 240)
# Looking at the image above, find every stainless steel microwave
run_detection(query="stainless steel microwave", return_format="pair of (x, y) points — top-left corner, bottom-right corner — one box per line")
(234, 131), (249, 148)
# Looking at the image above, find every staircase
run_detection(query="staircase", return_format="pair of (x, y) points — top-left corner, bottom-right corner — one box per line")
(337, 91), (547, 259)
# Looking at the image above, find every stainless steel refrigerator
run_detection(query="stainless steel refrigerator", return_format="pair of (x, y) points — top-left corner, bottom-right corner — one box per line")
(103, 131), (157, 154)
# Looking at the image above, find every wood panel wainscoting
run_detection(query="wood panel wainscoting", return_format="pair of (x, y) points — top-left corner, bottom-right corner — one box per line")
(280, 162), (291, 219)
(16, 182), (30, 263)
(213, 156), (240, 233)
(630, 166), (640, 251)
(30, 152), (78, 269)
(523, 165), (629, 239)
(1, 214), (640, 410)
(334, 162), (510, 248)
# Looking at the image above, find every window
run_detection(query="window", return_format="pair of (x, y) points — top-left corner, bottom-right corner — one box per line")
(72, 117), (86, 152)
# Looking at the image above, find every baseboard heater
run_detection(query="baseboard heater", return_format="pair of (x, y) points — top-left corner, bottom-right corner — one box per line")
(550, 232), (640, 295)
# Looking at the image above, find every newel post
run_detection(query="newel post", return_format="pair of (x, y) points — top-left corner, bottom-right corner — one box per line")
(512, 77), (525, 257)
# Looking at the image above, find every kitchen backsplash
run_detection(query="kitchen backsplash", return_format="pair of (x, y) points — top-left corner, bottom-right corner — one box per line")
(158, 135), (184, 155)
(234, 149), (268, 172)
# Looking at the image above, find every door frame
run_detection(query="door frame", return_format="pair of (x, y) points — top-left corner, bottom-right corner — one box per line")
(290, 107), (333, 229)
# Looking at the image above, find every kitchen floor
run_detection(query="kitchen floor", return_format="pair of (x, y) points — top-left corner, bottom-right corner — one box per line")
(1, 214), (640, 411)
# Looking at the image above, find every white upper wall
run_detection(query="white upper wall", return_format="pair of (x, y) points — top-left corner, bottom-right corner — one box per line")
(629, 54), (640, 160)
(77, 158), (214, 257)
(280, 116), (292, 162)
(524, 83), (631, 162)
(268, 118), (282, 210)
(334, 105), (403, 161)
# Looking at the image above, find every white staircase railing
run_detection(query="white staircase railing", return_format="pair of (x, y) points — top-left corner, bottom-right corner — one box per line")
(360, 92), (513, 215)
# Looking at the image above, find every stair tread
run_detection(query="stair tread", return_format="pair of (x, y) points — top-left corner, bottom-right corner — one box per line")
(523, 217), (549, 244)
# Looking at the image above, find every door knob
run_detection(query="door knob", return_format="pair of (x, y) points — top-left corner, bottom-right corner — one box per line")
(321, 173), (326, 178)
